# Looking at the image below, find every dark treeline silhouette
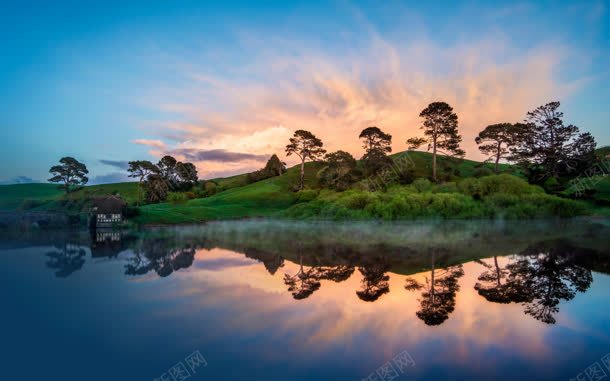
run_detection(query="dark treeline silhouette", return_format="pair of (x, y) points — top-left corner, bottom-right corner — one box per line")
(128, 155), (198, 204)
(474, 240), (595, 324)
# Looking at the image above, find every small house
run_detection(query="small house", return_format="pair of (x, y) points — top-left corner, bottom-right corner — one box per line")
(91, 196), (127, 227)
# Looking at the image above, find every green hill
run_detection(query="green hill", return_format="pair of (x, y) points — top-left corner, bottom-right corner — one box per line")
(0, 183), (63, 211)
(1, 150), (607, 224)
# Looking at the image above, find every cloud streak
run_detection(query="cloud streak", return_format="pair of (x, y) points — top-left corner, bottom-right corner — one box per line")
(99, 159), (129, 170)
(170, 148), (269, 163)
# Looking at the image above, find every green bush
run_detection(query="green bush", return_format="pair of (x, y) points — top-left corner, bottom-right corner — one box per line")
(412, 178), (433, 192)
(458, 178), (482, 197)
(478, 174), (541, 196)
(295, 189), (319, 203)
(340, 191), (373, 209)
(167, 192), (188, 204)
(434, 182), (458, 193)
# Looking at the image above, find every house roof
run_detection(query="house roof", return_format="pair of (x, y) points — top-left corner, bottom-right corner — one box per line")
(92, 196), (126, 214)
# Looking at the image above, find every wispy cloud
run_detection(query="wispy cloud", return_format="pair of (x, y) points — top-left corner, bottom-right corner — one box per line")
(132, 139), (167, 149)
(89, 172), (131, 185)
(170, 149), (269, 163)
(128, 7), (588, 176)
(99, 159), (129, 170)
(0, 176), (38, 185)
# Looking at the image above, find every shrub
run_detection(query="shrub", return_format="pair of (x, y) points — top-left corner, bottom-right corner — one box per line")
(167, 192), (188, 204)
(340, 191), (373, 210)
(458, 178), (481, 198)
(412, 178), (433, 193)
(473, 167), (494, 178)
(478, 174), (541, 196)
(434, 182), (458, 193)
(295, 189), (319, 203)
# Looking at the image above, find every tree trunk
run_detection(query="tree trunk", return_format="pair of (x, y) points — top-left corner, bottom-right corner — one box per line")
(432, 135), (437, 181)
(137, 179), (142, 206)
(299, 158), (305, 190)
(430, 251), (436, 304)
(494, 256), (501, 286)
(495, 142), (501, 173)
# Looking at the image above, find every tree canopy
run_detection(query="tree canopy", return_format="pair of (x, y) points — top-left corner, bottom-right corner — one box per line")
(475, 123), (524, 173)
(510, 101), (597, 183)
(285, 130), (326, 190)
(407, 101), (464, 181)
(48, 157), (89, 193)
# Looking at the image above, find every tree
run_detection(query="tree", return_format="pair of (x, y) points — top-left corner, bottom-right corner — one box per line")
(144, 174), (170, 203)
(356, 258), (391, 302)
(318, 150), (360, 190)
(359, 126), (392, 154)
(473, 256), (530, 304)
(283, 256), (322, 300)
(157, 155), (178, 185)
(510, 101), (597, 183)
(285, 130), (326, 190)
(175, 162), (198, 190)
(264, 154), (286, 176)
(359, 127), (393, 177)
(475, 123), (524, 173)
(127, 160), (158, 205)
(407, 102), (464, 181)
(48, 157), (89, 193)
(405, 250), (464, 326)
(46, 243), (86, 278)
(502, 241), (593, 324)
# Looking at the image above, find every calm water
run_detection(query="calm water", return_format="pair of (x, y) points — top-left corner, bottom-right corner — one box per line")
(1, 219), (610, 381)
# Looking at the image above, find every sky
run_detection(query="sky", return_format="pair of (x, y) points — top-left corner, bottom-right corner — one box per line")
(1, 0), (609, 184)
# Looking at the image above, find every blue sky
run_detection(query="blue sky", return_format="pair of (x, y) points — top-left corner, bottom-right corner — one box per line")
(1, 0), (609, 183)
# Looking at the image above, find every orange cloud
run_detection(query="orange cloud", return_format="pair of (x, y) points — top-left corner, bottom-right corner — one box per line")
(133, 34), (581, 177)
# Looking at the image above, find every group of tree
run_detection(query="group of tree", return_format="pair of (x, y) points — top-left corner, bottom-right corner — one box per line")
(474, 240), (594, 324)
(475, 102), (597, 186)
(128, 155), (198, 204)
(283, 100), (598, 193)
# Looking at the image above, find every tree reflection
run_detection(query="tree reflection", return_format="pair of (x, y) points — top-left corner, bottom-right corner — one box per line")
(125, 238), (196, 278)
(46, 243), (86, 278)
(356, 257), (391, 302)
(502, 241), (593, 324)
(283, 255), (322, 300)
(474, 256), (530, 304)
(244, 248), (285, 275)
(405, 250), (464, 326)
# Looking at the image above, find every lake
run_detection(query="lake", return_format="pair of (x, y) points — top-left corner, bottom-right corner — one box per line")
(1, 219), (610, 381)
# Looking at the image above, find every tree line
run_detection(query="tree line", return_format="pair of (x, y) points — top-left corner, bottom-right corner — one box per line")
(284, 100), (598, 190)
(47, 100), (600, 201)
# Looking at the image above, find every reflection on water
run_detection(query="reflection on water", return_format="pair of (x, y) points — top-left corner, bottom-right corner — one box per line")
(29, 220), (610, 325)
(2, 219), (610, 380)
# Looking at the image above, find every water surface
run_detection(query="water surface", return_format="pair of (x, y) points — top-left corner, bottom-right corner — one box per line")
(1, 219), (610, 380)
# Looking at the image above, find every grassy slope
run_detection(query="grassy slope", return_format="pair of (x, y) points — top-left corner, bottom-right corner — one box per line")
(134, 162), (326, 224)
(0, 183), (63, 211)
